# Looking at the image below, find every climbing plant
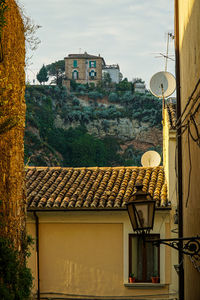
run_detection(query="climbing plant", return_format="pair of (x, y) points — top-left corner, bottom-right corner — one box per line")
(0, 0), (8, 62)
(0, 234), (33, 299)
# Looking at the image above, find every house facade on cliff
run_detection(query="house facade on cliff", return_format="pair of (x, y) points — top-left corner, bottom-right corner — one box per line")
(26, 166), (178, 300)
(63, 52), (106, 89)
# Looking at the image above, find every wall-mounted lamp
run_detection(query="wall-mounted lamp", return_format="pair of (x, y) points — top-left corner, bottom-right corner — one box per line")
(127, 185), (200, 257)
(126, 184), (155, 235)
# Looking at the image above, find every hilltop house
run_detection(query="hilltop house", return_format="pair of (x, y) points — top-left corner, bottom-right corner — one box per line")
(26, 165), (178, 300)
(63, 52), (106, 89)
(102, 64), (121, 83)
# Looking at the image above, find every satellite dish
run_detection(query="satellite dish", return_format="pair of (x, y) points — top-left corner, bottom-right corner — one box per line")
(149, 71), (176, 98)
(141, 151), (161, 167)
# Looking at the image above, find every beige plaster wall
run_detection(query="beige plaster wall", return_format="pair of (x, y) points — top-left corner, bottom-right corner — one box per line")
(27, 223), (37, 295)
(27, 211), (174, 299)
(178, 0), (200, 298)
(163, 109), (177, 207)
(163, 109), (169, 185)
(163, 109), (178, 295)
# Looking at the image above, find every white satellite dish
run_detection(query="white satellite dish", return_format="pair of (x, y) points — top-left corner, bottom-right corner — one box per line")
(149, 71), (176, 98)
(141, 151), (161, 167)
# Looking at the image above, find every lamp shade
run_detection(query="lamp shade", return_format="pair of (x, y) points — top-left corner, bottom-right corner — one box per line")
(126, 185), (155, 233)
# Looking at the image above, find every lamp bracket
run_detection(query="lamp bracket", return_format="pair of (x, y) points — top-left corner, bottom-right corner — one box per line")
(149, 236), (200, 257)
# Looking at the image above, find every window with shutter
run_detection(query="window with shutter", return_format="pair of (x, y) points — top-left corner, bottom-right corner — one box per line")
(73, 60), (78, 67)
(89, 61), (96, 68)
(129, 234), (160, 282)
(89, 70), (96, 79)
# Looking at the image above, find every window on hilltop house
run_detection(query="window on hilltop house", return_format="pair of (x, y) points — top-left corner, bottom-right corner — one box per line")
(89, 61), (96, 68)
(73, 60), (78, 67)
(89, 70), (96, 79)
(129, 234), (160, 282)
(72, 70), (78, 80)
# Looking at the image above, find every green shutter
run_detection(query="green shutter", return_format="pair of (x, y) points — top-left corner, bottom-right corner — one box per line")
(73, 60), (77, 67)
(89, 61), (96, 68)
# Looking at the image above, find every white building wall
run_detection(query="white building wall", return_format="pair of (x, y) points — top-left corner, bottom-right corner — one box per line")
(103, 68), (120, 83)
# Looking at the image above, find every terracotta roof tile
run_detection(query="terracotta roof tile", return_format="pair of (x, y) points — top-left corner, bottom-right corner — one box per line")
(26, 166), (169, 210)
(166, 103), (176, 129)
(67, 53), (103, 59)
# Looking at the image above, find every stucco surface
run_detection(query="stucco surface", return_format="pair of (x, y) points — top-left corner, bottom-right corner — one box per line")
(27, 211), (172, 299)
(178, 0), (200, 298)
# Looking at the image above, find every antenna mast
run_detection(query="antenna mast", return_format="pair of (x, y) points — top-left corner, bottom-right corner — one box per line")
(165, 32), (174, 72)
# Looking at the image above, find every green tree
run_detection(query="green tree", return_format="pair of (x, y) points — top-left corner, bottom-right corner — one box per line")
(121, 91), (133, 104)
(0, 236), (33, 299)
(116, 78), (132, 92)
(108, 92), (118, 103)
(88, 91), (102, 101)
(102, 72), (112, 86)
(46, 60), (65, 86)
(36, 64), (48, 84)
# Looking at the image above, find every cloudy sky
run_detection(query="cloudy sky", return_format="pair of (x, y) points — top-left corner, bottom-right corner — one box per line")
(21, 0), (175, 88)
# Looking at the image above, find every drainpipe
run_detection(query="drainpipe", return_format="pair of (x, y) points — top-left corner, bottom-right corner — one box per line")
(34, 212), (40, 300)
(174, 1), (184, 299)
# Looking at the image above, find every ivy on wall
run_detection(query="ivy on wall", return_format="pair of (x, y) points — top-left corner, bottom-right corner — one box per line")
(0, 0), (8, 62)
(0, 235), (33, 299)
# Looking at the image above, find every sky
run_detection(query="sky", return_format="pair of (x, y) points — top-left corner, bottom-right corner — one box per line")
(20, 0), (175, 88)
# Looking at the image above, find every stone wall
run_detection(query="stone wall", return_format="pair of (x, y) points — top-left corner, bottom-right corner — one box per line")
(0, 0), (26, 249)
(65, 56), (103, 85)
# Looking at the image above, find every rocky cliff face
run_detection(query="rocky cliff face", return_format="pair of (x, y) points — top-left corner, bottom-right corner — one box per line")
(25, 86), (162, 167)
(54, 115), (162, 151)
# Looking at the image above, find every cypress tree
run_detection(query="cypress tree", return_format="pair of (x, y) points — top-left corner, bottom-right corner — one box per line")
(37, 64), (49, 84)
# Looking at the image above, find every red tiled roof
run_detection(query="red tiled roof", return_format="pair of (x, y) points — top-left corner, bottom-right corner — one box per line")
(64, 52), (106, 65)
(26, 166), (168, 210)
(166, 103), (176, 129)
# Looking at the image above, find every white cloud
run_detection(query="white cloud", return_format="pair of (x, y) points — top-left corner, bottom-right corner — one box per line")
(21, 0), (174, 86)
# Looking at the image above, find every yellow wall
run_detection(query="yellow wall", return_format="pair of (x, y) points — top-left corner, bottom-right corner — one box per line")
(177, 0), (200, 298)
(27, 210), (174, 299)
(163, 108), (177, 208)
(0, 0), (26, 246)
(163, 108), (178, 295)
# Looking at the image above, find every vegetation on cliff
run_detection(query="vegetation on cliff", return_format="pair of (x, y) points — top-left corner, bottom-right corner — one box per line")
(25, 80), (162, 167)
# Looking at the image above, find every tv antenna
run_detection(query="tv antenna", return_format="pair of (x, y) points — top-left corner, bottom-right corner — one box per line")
(153, 32), (175, 72)
(141, 151), (161, 167)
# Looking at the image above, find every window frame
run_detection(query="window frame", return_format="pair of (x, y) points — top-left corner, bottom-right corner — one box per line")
(72, 70), (79, 80)
(73, 60), (78, 67)
(129, 234), (160, 283)
(89, 70), (97, 79)
(89, 60), (96, 68)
